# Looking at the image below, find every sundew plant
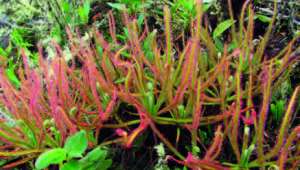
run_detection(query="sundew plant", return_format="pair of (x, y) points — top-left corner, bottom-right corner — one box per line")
(0, 0), (299, 169)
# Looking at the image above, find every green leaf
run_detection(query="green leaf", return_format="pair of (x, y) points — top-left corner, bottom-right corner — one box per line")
(0, 159), (8, 166)
(271, 100), (285, 123)
(255, 14), (272, 23)
(270, 103), (276, 116)
(64, 130), (88, 159)
(17, 120), (37, 148)
(107, 3), (126, 11)
(275, 100), (285, 122)
(10, 28), (31, 48)
(213, 19), (235, 39)
(5, 67), (21, 88)
(198, 130), (208, 145)
(114, 77), (126, 84)
(35, 148), (67, 169)
(214, 37), (224, 52)
(178, 0), (194, 11)
(142, 30), (156, 62)
(78, 1), (91, 24)
(96, 44), (103, 57)
(62, 1), (71, 14)
(177, 105), (187, 118)
(240, 144), (255, 168)
(81, 147), (106, 163)
(228, 41), (238, 52)
(277, 100), (285, 114)
(192, 145), (200, 154)
(137, 14), (144, 28)
(202, 3), (212, 12)
(61, 160), (81, 170)
(50, 24), (62, 43)
(80, 147), (112, 170)
(0, 47), (8, 58)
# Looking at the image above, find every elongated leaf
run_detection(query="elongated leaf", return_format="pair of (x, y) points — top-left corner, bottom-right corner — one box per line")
(143, 30), (156, 62)
(78, 1), (90, 24)
(17, 120), (37, 148)
(5, 68), (20, 88)
(35, 148), (67, 170)
(255, 14), (271, 23)
(213, 19), (235, 39)
(107, 3), (125, 10)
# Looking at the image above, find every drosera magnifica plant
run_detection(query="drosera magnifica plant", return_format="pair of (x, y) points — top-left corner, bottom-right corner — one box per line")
(0, 43), (118, 168)
(0, 0), (299, 169)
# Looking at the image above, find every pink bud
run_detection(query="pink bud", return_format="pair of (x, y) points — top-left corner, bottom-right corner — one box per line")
(116, 128), (127, 137)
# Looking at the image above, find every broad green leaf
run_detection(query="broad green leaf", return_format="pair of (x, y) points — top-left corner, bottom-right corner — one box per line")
(35, 148), (67, 169)
(81, 159), (112, 170)
(80, 147), (112, 170)
(81, 147), (107, 163)
(64, 130), (88, 158)
(61, 160), (81, 170)
(87, 159), (112, 170)
(213, 19), (235, 39)
(96, 159), (112, 170)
